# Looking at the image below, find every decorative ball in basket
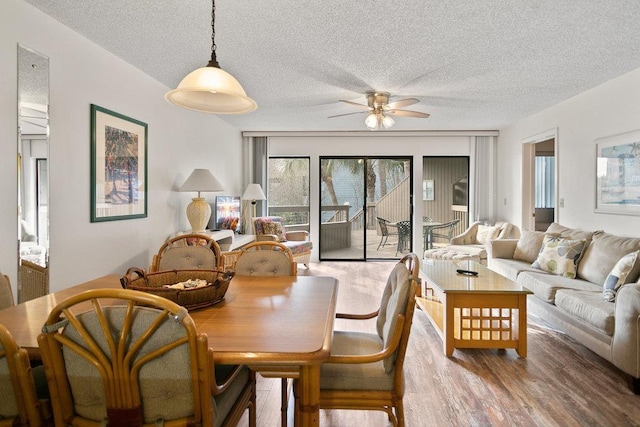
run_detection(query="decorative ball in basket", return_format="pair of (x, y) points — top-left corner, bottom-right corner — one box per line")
(120, 268), (235, 310)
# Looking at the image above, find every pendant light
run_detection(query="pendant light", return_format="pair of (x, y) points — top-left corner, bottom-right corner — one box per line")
(165, 0), (257, 114)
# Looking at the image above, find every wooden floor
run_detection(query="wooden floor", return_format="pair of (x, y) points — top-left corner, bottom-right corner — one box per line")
(237, 261), (640, 427)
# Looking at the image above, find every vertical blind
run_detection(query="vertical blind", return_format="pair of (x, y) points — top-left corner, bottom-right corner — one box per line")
(535, 156), (555, 208)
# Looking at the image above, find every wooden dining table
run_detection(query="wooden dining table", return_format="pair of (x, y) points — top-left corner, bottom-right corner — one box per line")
(0, 274), (339, 427)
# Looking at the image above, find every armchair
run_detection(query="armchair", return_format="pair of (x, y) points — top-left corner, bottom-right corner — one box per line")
(253, 217), (312, 268)
(312, 254), (420, 427)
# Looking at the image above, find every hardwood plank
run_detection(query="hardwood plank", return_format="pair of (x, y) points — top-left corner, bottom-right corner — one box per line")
(235, 261), (640, 427)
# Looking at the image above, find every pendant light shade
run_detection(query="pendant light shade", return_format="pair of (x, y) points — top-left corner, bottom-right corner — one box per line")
(165, 0), (256, 114)
(165, 66), (257, 114)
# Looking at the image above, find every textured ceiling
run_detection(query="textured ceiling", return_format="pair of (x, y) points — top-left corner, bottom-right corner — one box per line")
(23, 0), (640, 132)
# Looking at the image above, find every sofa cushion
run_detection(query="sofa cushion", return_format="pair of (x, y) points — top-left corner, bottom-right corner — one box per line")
(513, 230), (550, 263)
(555, 289), (615, 336)
(489, 258), (542, 282)
(476, 225), (500, 244)
(518, 271), (600, 303)
(578, 231), (640, 285)
(531, 235), (587, 279)
(261, 221), (287, 242)
(603, 250), (640, 302)
(496, 222), (513, 239)
(546, 223), (597, 244)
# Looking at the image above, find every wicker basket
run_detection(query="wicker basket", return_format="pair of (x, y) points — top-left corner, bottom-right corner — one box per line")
(120, 268), (235, 310)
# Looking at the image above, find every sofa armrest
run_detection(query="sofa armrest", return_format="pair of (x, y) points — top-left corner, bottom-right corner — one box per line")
(486, 239), (518, 260)
(450, 221), (481, 245)
(285, 230), (310, 242)
(612, 282), (640, 378)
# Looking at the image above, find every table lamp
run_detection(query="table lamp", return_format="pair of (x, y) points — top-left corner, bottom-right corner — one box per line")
(180, 169), (224, 232)
(242, 183), (266, 218)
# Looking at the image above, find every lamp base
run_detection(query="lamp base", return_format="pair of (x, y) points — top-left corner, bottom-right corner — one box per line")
(186, 197), (211, 232)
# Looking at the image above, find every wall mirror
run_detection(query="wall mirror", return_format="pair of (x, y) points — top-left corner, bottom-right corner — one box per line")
(17, 44), (50, 302)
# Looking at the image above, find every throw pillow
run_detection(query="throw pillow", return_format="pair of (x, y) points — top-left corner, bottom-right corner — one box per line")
(261, 221), (287, 242)
(531, 235), (587, 279)
(603, 250), (639, 302)
(514, 230), (549, 263)
(476, 225), (500, 244)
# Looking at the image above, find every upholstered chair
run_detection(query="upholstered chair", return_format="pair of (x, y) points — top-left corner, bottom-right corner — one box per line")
(231, 241), (297, 276)
(252, 217), (312, 268)
(150, 233), (222, 272)
(0, 323), (47, 426)
(226, 240), (296, 427)
(313, 253), (420, 427)
(37, 288), (256, 427)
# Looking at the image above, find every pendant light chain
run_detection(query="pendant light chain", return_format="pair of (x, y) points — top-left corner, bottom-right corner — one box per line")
(208, 0), (220, 68)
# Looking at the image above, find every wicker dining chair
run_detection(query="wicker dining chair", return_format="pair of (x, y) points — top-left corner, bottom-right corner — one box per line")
(313, 253), (420, 427)
(37, 288), (256, 427)
(150, 233), (222, 272)
(225, 240), (296, 427)
(0, 323), (47, 426)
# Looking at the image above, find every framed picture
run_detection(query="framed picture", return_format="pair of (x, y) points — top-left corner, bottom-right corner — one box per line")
(90, 104), (147, 222)
(423, 179), (435, 201)
(213, 196), (241, 231)
(595, 129), (640, 215)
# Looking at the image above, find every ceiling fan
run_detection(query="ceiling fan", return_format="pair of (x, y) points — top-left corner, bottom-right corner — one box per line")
(328, 91), (430, 130)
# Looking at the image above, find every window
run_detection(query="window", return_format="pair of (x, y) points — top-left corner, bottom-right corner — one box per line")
(267, 157), (310, 230)
(535, 156), (555, 208)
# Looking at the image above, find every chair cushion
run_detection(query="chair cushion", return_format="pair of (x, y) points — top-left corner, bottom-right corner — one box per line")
(234, 251), (293, 276)
(376, 262), (410, 374)
(281, 240), (313, 255)
(0, 345), (19, 419)
(476, 225), (500, 244)
(159, 246), (217, 271)
(0, 275), (13, 310)
(321, 331), (394, 391)
(62, 306), (195, 423)
(254, 217), (287, 242)
(213, 366), (250, 427)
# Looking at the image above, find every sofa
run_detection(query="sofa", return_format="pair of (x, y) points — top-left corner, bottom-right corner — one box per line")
(424, 221), (517, 264)
(487, 223), (640, 392)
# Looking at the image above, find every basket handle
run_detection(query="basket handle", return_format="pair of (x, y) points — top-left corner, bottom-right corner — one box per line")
(120, 267), (147, 288)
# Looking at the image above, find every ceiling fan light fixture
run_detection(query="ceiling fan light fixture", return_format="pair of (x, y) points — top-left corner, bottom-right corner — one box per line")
(164, 0), (256, 115)
(365, 112), (379, 130)
(381, 114), (395, 129)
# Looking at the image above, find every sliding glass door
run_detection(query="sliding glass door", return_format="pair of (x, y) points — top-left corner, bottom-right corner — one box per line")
(319, 156), (412, 261)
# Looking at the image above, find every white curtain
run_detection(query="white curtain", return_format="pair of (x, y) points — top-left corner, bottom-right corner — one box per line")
(473, 136), (497, 223)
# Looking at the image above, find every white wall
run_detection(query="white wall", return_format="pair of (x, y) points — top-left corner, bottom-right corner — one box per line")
(497, 65), (640, 237)
(1, 0), (243, 293)
(269, 134), (475, 259)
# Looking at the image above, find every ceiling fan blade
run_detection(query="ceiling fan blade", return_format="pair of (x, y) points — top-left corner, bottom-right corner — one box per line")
(386, 98), (420, 109)
(328, 111), (368, 118)
(387, 109), (431, 118)
(339, 100), (371, 110)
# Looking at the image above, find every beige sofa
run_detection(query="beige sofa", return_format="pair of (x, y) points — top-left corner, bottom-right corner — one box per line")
(424, 221), (517, 264)
(487, 223), (640, 393)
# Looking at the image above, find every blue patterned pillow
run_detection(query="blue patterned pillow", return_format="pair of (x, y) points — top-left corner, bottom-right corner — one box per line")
(603, 251), (639, 302)
(531, 235), (586, 279)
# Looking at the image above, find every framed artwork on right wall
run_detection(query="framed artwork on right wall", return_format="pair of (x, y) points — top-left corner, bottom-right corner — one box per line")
(595, 129), (640, 215)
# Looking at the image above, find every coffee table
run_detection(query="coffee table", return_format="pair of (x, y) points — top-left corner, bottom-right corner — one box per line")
(417, 260), (532, 357)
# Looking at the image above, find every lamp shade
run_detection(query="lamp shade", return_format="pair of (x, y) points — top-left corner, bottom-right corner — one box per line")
(242, 183), (266, 201)
(180, 169), (224, 194)
(165, 66), (257, 114)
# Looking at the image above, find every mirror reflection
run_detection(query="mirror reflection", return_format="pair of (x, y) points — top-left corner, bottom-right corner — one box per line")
(18, 44), (49, 302)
